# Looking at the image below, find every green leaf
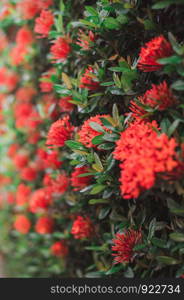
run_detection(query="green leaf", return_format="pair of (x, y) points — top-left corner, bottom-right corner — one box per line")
(171, 80), (184, 91)
(88, 199), (110, 205)
(157, 55), (182, 65)
(156, 256), (180, 265)
(90, 184), (106, 194)
(94, 152), (104, 171)
(148, 218), (156, 240)
(89, 122), (105, 133)
(103, 17), (120, 29)
(98, 207), (111, 220)
(167, 119), (180, 137)
(151, 237), (167, 248)
(97, 143), (115, 150)
(91, 134), (104, 145)
(133, 243), (147, 251)
(85, 6), (98, 16)
(152, 0), (184, 9)
(106, 264), (124, 275)
(65, 140), (87, 151)
(170, 233), (184, 242)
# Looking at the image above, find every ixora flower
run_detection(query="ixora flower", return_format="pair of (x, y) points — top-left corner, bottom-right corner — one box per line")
(17, 0), (53, 20)
(71, 216), (94, 240)
(35, 216), (54, 234)
(130, 81), (176, 119)
(16, 26), (34, 45)
(13, 215), (31, 234)
(16, 86), (37, 102)
(39, 68), (55, 93)
(79, 66), (100, 90)
(50, 37), (71, 62)
(78, 114), (111, 148)
(112, 229), (142, 263)
(50, 173), (69, 195)
(37, 149), (62, 169)
(114, 121), (179, 199)
(138, 36), (173, 72)
(20, 166), (37, 181)
(16, 183), (31, 206)
(71, 166), (92, 191)
(29, 187), (53, 213)
(34, 10), (54, 38)
(76, 30), (95, 50)
(59, 97), (75, 113)
(50, 241), (69, 257)
(46, 115), (74, 147)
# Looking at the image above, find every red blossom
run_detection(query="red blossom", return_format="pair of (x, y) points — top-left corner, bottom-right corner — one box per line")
(71, 166), (92, 191)
(50, 241), (69, 257)
(112, 229), (142, 263)
(59, 97), (74, 113)
(80, 66), (100, 90)
(34, 10), (54, 38)
(50, 37), (71, 62)
(16, 26), (34, 45)
(16, 183), (31, 206)
(37, 149), (62, 169)
(16, 86), (37, 102)
(130, 81), (176, 119)
(13, 153), (29, 169)
(71, 216), (94, 240)
(17, 0), (53, 20)
(29, 187), (53, 213)
(114, 121), (179, 199)
(50, 173), (69, 195)
(20, 166), (37, 181)
(46, 115), (74, 147)
(39, 69), (55, 93)
(76, 30), (95, 50)
(14, 215), (31, 234)
(35, 216), (54, 234)
(138, 35), (173, 72)
(78, 114), (110, 148)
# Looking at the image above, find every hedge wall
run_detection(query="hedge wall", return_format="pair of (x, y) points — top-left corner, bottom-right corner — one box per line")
(0, 0), (184, 278)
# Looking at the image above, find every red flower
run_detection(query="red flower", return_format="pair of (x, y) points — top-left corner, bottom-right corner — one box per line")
(80, 66), (100, 90)
(50, 241), (69, 257)
(71, 216), (94, 239)
(46, 115), (74, 147)
(20, 166), (37, 181)
(130, 81), (176, 119)
(35, 216), (54, 234)
(14, 102), (41, 130)
(37, 149), (62, 169)
(7, 192), (15, 205)
(16, 184), (31, 206)
(138, 36), (173, 72)
(29, 187), (53, 213)
(76, 30), (95, 50)
(13, 153), (29, 169)
(112, 229), (142, 263)
(59, 97), (74, 113)
(114, 121), (179, 199)
(39, 68), (55, 92)
(0, 3), (13, 20)
(16, 86), (37, 102)
(0, 68), (19, 92)
(50, 173), (69, 195)
(50, 37), (71, 62)
(7, 143), (20, 158)
(78, 114), (110, 148)
(34, 10), (54, 38)
(71, 166), (92, 191)
(17, 0), (53, 20)
(14, 215), (31, 234)
(16, 26), (34, 45)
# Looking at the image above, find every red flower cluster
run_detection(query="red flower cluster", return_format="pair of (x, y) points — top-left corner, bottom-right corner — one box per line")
(50, 241), (69, 257)
(59, 97), (74, 113)
(13, 153), (29, 169)
(40, 68), (55, 93)
(114, 121), (179, 199)
(16, 183), (31, 206)
(14, 215), (31, 234)
(0, 67), (19, 91)
(138, 36), (173, 72)
(71, 166), (92, 191)
(16, 86), (37, 102)
(49, 173), (69, 195)
(112, 229), (142, 263)
(10, 26), (34, 66)
(46, 115), (74, 147)
(76, 30), (95, 50)
(50, 37), (71, 62)
(14, 102), (42, 130)
(80, 66), (100, 90)
(34, 10), (54, 38)
(17, 0), (53, 20)
(35, 216), (54, 234)
(29, 187), (53, 213)
(78, 114), (110, 148)
(37, 149), (62, 169)
(71, 216), (94, 239)
(20, 166), (37, 181)
(130, 81), (176, 119)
